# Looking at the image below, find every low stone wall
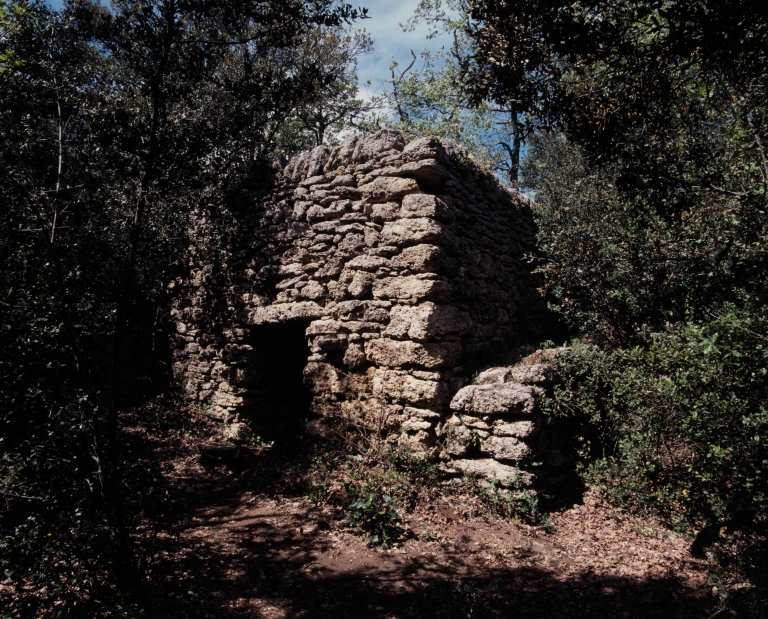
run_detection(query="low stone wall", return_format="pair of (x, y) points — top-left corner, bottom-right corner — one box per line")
(442, 349), (571, 487)
(170, 130), (542, 455)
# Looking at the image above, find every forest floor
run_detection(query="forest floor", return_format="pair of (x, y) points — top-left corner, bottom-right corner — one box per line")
(123, 404), (757, 619)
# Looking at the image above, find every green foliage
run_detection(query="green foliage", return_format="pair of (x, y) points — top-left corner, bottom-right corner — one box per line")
(523, 131), (768, 345)
(542, 320), (768, 529)
(476, 477), (545, 525)
(387, 444), (442, 487)
(378, 0), (526, 184)
(341, 446), (454, 546)
(284, 25), (376, 148)
(476, 4), (768, 571)
(0, 0), (369, 612)
(342, 462), (404, 548)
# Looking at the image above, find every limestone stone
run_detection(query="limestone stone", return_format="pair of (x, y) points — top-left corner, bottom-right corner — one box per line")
(351, 130), (405, 162)
(404, 406), (442, 420)
(247, 302), (326, 325)
(480, 436), (532, 462)
(401, 136), (467, 166)
(303, 362), (343, 394)
(347, 271), (375, 298)
(447, 459), (536, 487)
(400, 194), (454, 222)
(300, 174), (327, 187)
(411, 370), (441, 380)
(372, 275), (451, 302)
(390, 244), (445, 273)
(450, 383), (537, 416)
(475, 367), (514, 385)
(508, 364), (557, 385)
(362, 306), (390, 323)
(443, 425), (473, 457)
(444, 413), (491, 431)
(305, 320), (343, 335)
(369, 202), (401, 222)
(391, 158), (451, 184)
(492, 419), (538, 439)
(385, 302), (471, 341)
(372, 369), (448, 407)
(364, 338), (460, 369)
(476, 363), (556, 385)
(401, 418), (432, 432)
(306, 200), (348, 222)
(343, 342), (367, 369)
(300, 281), (326, 300)
(380, 218), (453, 247)
(329, 174), (356, 188)
(311, 334), (347, 353)
(346, 255), (390, 271)
(360, 176), (420, 203)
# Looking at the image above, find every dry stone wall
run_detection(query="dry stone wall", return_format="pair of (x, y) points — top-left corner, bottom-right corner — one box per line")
(443, 349), (571, 488)
(170, 130), (542, 459)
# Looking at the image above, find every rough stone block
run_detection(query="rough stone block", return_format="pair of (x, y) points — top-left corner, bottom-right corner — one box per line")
(404, 406), (442, 420)
(447, 459), (536, 487)
(385, 302), (471, 341)
(450, 383), (536, 416)
(444, 413), (491, 431)
(360, 176), (420, 203)
(372, 275), (451, 302)
(400, 194), (454, 222)
(443, 425), (473, 457)
(346, 255), (390, 271)
(347, 270), (375, 298)
(304, 362), (343, 394)
(392, 158), (452, 184)
(247, 302), (326, 325)
(306, 200), (348, 222)
(343, 342), (367, 369)
(369, 202), (401, 222)
(364, 338), (460, 369)
(390, 244), (445, 273)
(380, 218), (453, 247)
(492, 419), (538, 439)
(401, 418), (433, 432)
(480, 436), (532, 462)
(373, 369), (448, 407)
(508, 364), (557, 385)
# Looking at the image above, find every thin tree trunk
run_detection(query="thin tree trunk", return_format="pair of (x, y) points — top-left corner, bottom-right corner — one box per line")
(107, 0), (175, 582)
(509, 109), (521, 187)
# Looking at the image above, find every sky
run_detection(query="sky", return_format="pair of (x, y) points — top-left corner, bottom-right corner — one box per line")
(352, 0), (453, 101)
(42, 0), (449, 101)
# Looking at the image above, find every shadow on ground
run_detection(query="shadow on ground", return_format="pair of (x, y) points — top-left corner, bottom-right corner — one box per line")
(127, 435), (718, 619)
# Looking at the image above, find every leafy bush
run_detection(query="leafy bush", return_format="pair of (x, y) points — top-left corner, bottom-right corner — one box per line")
(342, 463), (404, 548)
(524, 132), (768, 347)
(543, 313), (768, 531)
(477, 478), (545, 525)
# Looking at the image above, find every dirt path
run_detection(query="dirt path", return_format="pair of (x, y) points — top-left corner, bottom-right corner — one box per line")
(131, 413), (720, 619)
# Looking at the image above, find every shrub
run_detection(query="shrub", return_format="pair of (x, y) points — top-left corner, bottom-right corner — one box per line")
(542, 313), (768, 531)
(477, 478), (546, 525)
(342, 463), (404, 548)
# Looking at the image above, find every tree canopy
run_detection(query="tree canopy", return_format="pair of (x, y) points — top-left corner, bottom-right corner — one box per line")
(0, 0), (369, 612)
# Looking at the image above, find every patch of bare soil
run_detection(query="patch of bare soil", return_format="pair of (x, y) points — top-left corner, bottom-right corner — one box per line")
(127, 411), (731, 619)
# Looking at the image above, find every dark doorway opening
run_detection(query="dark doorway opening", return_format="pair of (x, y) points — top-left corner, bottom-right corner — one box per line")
(246, 320), (313, 439)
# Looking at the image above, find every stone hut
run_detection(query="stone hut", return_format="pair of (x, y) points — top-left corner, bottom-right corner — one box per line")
(170, 130), (543, 464)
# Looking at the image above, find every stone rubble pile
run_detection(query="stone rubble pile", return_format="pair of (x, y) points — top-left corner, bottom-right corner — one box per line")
(442, 352), (569, 487)
(171, 130), (559, 478)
